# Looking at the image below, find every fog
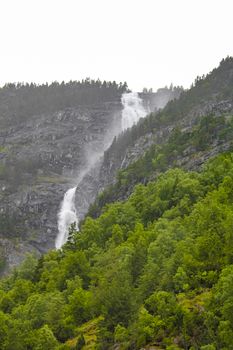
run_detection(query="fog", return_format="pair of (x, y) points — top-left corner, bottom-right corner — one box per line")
(0, 0), (232, 91)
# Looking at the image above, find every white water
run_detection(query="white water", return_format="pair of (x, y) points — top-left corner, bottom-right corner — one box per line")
(55, 92), (148, 249)
(121, 92), (147, 131)
(55, 187), (78, 249)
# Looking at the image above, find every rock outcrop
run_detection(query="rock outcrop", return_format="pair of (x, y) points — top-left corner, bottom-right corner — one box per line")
(0, 102), (122, 272)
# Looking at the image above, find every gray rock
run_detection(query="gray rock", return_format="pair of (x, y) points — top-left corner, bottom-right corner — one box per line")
(0, 102), (123, 273)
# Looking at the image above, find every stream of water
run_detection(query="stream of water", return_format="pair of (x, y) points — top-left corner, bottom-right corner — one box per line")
(55, 92), (147, 249)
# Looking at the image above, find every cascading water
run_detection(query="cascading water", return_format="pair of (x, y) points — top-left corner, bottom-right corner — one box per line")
(121, 92), (147, 131)
(55, 187), (78, 249)
(55, 92), (148, 249)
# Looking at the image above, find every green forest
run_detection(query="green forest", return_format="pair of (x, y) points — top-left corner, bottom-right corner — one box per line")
(1, 151), (233, 349)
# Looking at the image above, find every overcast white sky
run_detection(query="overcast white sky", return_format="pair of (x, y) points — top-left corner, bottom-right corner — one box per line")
(0, 0), (232, 91)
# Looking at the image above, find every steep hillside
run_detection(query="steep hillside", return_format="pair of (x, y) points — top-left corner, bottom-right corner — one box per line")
(0, 79), (128, 127)
(0, 58), (233, 349)
(0, 80), (180, 272)
(101, 57), (233, 185)
(74, 85), (183, 220)
(0, 153), (233, 349)
(84, 57), (233, 219)
(0, 80), (126, 272)
(1, 58), (232, 272)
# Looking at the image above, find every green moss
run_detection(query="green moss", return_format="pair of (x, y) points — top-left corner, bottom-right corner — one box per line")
(36, 175), (70, 184)
(0, 146), (7, 153)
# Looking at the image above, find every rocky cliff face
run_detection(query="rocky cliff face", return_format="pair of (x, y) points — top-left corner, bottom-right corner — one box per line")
(75, 89), (186, 220)
(102, 100), (233, 186)
(1, 87), (179, 272)
(0, 101), (123, 271)
(75, 59), (233, 221)
(2, 57), (232, 272)
(0, 85), (183, 272)
(91, 57), (233, 203)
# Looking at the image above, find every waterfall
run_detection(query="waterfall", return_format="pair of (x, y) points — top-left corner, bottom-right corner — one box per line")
(121, 92), (147, 131)
(55, 92), (148, 249)
(55, 187), (78, 249)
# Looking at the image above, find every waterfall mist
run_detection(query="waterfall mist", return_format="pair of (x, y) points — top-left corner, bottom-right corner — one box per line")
(55, 92), (148, 249)
(121, 92), (147, 131)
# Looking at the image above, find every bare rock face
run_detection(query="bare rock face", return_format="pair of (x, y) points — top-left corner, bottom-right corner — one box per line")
(0, 102), (122, 272)
(0, 84), (184, 272)
(0, 91), (169, 272)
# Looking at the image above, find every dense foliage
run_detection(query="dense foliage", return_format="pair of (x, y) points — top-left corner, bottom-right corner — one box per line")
(1, 153), (233, 349)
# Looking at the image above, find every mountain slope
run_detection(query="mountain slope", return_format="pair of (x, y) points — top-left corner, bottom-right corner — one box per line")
(0, 152), (233, 349)
(0, 58), (233, 349)
(85, 57), (233, 219)
(0, 80), (180, 273)
(0, 80), (126, 272)
(101, 56), (233, 184)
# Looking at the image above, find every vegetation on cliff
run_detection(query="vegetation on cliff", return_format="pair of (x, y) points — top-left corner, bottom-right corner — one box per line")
(0, 152), (233, 349)
(88, 113), (233, 219)
(102, 56), (233, 170)
(1, 58), (233, 349)
(0, 79), (128, 127)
